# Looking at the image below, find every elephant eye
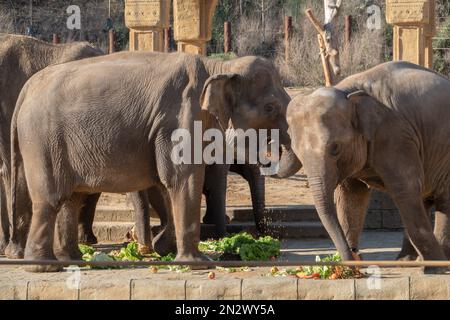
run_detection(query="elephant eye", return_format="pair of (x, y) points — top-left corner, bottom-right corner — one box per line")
(328, 143), (341, 157)
(264, 104), (277, 115)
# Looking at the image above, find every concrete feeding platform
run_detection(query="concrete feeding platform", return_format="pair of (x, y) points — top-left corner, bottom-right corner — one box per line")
(1, 231), (449, 300)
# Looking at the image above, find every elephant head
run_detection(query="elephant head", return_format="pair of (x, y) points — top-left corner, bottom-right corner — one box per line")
(200, 56), (297, 172)
(286, 87), (386, 260)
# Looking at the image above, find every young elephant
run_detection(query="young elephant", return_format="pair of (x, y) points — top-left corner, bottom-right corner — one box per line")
(12, 52), (294, 272)
(0, 34), (103, 257)
(286, 61), (450, 274)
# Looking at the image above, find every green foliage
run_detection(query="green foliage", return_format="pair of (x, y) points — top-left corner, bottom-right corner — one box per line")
(79, 244), (95, 256)
(114, 241), (143, 261)
(209, 52), (237, 61)
(239, 236), (281, 261)
(301, 253), (343, 279)
(434, 17), (450, 77)
(200, 232), (281, 261)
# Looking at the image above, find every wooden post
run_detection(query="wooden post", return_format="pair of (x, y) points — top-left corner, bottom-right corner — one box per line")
(164, 27), (171, 53)
(224, 21), (231, 54)
(52, 34), (60, 44)
(344, 15), (352, 46)
(284, 16), (292, 64)
(305, 9), (333, 87)
(317, 34), (332, 87)
(108, 29), (115, 54)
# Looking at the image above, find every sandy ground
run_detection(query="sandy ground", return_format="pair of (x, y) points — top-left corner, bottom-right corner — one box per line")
(98, 171), (313, 209)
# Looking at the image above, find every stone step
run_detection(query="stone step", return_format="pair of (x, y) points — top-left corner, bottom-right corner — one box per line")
(228, 205), (319, 222)
(94, 205), (320, 223)
(92, 220), (328, 243)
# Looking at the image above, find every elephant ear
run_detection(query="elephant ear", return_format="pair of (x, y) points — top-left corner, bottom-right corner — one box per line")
(347, 90), (385, 142)
(200, 73), (240, 130)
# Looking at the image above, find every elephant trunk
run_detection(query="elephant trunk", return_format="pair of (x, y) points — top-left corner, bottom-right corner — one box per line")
(307, 166), (353, 261)
(248, 165), (266, 234)
(274, 146), (302, 178)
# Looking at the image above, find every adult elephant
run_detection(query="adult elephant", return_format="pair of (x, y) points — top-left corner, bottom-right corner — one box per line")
(286, 61), (450, 274)
(0, 34), (103, 257)
(12, 52), (295, 272)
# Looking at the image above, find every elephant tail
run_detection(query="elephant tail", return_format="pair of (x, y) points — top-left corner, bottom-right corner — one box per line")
(10, 85), (25, 237)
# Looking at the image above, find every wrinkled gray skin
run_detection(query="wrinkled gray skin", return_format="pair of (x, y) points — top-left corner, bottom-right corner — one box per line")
(287, 61), (450, 274)
(0, 34), (103, 257)
(78, 162), (266, 256)
(13, 52), (293, 272)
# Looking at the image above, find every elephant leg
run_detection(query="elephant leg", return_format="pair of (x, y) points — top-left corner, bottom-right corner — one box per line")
(397, 199), (434, 261)
(5, 163), (32, 259)
(78, 193), (101, 245)
(202, 164), (228, 238)
(54, 193), (85, 261)
(231, 164), (266, 234)
(149, 184), (176, 256)
(434, 195), (450, 259)
(169, 167), (208, 262)
(24, 201), (62, 272)
(382, 182), (446, 273)
(335, 178), (370, 255)
(129, 191), (152, 254)
(0, 180), (9, 255)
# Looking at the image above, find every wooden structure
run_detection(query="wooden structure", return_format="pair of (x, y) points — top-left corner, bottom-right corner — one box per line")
(173, 0), (218, 55)
(125, 0), (171, 52)
(386, 0), (436, 68)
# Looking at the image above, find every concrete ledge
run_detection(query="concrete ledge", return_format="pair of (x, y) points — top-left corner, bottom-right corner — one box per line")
(28, 280), (79, 300)
(1, 266), (449, 300)
(242, 277), (298, 300)
(298, 279), (355, 300)
(410, 275), (450, 300)
(0, 281), (28, 300)
(186, 279), (242, 300)
(355, 277), (410, 300)
(80, 279), (131, 300)
(131, 278), (186, 300)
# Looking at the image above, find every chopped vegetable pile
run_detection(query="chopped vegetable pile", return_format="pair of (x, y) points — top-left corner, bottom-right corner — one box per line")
(199, 232), (281, 261)
(269, 253), (361, 280)
(78, 233), (280, 271)
(78, 236), (361, 280)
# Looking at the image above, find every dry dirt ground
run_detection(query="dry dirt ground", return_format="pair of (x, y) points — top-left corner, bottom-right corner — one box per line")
(98, 171), (313, 209)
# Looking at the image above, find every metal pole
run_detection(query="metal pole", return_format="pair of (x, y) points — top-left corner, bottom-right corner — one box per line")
(1, 259), (450, 268)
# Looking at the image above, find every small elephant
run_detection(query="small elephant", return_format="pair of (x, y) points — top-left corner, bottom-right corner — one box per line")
(0, 34), (103, 257)
(12, 52), (295, 272)
(286, 61), (450, 274)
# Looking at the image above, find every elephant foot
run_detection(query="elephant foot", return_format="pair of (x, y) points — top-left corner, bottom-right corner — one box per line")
(5, 242), (24, 259)
(0, 238), (8, 255)
(175, 251), (212, 270)
(78, 230), (98, 245)
(25, 264), (63, 273)
(396, 252), (418, 262)
(423, 266), (448, 275)
(54, 248), (82, 262)
(24, 251), (63, 273)
(152, 229), (177, 256)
